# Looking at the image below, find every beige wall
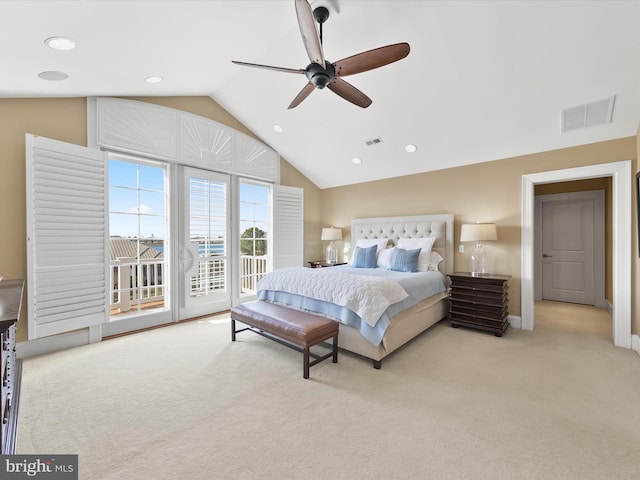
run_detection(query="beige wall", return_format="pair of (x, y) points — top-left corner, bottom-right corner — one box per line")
(1, 96), (637, 342)
(320, 137), (638, 335)
(0, 97), (322, 342)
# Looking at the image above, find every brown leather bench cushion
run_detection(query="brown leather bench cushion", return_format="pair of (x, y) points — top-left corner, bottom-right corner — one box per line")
(230, 301), (338, 347)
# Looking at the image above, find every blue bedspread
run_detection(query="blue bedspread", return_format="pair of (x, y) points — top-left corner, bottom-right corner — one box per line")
(257, 266), (447, 346)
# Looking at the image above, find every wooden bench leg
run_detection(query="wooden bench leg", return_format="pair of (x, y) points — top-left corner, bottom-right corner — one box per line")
(332, 334), (338, 363)
(231, 318), (236, 341)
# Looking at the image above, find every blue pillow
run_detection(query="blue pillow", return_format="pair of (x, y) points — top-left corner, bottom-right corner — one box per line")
(352, 245), (377, 268)
(389, 247), (421, 272)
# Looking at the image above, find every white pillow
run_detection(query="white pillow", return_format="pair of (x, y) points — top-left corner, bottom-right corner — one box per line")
(397, 237), (436, 272)
(350, 238), (389, 265)
(377, 247), (394, 269)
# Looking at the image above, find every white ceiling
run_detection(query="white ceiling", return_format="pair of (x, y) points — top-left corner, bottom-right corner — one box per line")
(2, 1), (640, 189)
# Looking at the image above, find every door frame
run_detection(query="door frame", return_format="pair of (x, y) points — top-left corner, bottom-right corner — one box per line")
(534, 190), (605, 307)
(521, 160), (632, 349)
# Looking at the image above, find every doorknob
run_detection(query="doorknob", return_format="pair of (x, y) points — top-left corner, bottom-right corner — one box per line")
(542, 253), (552, 258)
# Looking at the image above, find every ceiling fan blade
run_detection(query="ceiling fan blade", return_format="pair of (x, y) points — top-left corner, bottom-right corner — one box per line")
(295, 0), (324, 66)
(327, 78), (372, 108)
(232, 60), (306, 75)
(288, 82), (316, 109)
(333, 43), (410, 77)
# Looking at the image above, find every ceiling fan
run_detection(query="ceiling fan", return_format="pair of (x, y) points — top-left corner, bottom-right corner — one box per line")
(232, 0), (410, 109)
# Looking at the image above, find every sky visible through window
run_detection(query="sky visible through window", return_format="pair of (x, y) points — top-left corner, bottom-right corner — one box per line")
(109, 159), (166, 239)
(109, 161), (270, 244)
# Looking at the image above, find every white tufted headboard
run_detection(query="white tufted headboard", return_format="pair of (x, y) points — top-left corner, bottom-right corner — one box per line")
(351, 214), (454, 274)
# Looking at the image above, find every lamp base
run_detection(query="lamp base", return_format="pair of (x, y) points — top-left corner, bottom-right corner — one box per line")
(325, 241), (337, 264)
(470, 242), (487, 276)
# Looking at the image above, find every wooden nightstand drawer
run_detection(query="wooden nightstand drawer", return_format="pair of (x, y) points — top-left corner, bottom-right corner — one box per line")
(451, 302), (507, 320)
(449, 278), (508, 292)
(450, 310), (508, 328)
(450, 289), (507, 306)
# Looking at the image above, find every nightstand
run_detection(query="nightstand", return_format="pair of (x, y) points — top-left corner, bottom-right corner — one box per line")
(308, 261), (347, 268)
(448, 272), (511, 337)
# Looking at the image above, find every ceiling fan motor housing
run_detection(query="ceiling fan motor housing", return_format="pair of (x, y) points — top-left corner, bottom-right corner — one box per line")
(305, 61), (335, 88)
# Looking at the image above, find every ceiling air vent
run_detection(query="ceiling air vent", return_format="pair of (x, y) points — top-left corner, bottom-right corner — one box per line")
(562, 96), (615, 133)
(365, 137), (383, 146)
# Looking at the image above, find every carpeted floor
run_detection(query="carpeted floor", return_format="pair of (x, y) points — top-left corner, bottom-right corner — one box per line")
(17, 302), (640, 479)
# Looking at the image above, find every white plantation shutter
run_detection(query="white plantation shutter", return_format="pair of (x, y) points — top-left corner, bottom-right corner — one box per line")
(272, 185), (303, 270)
(26, 135), (109, 339)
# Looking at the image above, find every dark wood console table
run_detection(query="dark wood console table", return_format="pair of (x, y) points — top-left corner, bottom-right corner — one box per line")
(1, 279), (24, 454)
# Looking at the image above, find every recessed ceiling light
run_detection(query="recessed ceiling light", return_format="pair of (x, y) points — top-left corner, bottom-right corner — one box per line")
(38, 71), (69, 81)
(405, 144), (418, 153)
(145, 76), (162, 84)
(45, 36), (76, 51)
(351, 157), (362, 165)
(273, 124), (284, 133)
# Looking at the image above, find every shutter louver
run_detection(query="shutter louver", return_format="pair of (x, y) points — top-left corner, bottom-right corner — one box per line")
(272, 185), (303, 270)
(26, 135), (108, 339)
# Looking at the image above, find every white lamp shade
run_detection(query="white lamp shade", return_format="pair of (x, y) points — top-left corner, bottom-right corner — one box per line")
(321, 227), (343, 241)
(460, 223), (497, 242)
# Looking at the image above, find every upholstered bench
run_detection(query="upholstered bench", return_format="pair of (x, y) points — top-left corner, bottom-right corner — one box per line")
(230, 301), (339, 379)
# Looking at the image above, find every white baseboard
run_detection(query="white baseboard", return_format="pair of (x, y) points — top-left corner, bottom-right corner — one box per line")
(17, 330), (91, 359)
(632, 334), (640, 357)
(508, 315), (522, 329)
(605, 300), (613, 315)
(17, 314), (175, 359)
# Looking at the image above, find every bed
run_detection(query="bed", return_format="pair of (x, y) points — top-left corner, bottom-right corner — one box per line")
(257, 214), (454, 368)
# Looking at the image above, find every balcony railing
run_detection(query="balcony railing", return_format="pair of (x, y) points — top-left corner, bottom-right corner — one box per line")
(110, 255), (268, 315)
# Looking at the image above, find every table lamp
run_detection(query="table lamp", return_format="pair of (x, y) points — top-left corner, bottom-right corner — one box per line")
(321, 227), (342, 264)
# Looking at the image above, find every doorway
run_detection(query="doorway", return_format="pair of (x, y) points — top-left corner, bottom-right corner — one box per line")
(521, 161), (632, 349)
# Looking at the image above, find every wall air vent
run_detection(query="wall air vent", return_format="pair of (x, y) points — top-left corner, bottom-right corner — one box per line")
(365, 137), (383, 146)
(562, 96), (615, 133)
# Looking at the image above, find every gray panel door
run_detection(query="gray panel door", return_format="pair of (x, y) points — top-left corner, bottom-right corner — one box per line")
(540, 192), (604, 305)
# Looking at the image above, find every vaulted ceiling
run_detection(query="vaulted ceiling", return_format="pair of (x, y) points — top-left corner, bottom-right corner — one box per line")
(2, 1), (639, 189)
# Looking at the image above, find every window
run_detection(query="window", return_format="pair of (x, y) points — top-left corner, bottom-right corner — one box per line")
(108, 157), (168, 317)
(239, 180), (271, 296)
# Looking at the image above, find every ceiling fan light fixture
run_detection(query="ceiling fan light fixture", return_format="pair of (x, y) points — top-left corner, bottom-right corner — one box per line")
(45, 36), (76, 51)
(305, 61), (335, 89)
